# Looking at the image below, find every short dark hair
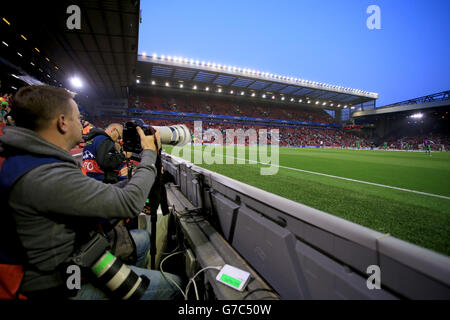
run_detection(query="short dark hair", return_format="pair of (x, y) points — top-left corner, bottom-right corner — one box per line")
(12, 85), (76, 130)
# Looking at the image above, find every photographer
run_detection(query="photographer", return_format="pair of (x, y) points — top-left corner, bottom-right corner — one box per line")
(0, 85), (182, 300)
(83, 121), (150, 269)
(82, 123), (126, 184)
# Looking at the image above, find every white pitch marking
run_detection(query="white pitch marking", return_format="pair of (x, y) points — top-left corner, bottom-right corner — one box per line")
(225, 155), (450, 201)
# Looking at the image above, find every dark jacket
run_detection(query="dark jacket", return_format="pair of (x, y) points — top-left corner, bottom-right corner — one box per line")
(83, 128), (125, 184)
(0, 126), (157, 294)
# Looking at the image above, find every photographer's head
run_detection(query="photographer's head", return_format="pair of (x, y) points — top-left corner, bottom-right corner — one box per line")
(12, 85), (82, 151)
(105, 123), (123, 143)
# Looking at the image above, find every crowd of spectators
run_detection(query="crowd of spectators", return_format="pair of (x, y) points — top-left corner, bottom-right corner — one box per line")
(129, 95), (334, 124)
(384, 134), (449, 151)
(0, 93), (14, 130)
(5, 90), (446, 151)
(91, 117), (370, 148)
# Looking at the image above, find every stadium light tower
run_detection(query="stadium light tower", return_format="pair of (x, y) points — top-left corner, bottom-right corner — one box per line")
(411, 113), (423, 119)
(70, 76), (83, 89)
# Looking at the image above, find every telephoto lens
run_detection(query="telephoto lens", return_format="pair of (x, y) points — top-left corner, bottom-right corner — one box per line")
(91, 251), (150, 300)
(122, 120), (191, 154)
(70, 233), (150, 300)
(152, 124), (191, 147)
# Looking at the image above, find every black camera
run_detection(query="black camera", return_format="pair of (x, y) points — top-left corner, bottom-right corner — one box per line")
(122, 119), (192, 154)
(122, 119), (152, 154)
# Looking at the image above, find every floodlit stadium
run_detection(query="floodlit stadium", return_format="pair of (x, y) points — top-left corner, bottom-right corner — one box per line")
(0, 0), (449, 302)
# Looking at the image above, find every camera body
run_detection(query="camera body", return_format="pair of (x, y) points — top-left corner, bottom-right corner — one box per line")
(122, 120), (152, 154)
(122, 119), (192, 153)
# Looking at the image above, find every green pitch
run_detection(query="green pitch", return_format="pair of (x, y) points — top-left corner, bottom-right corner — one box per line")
(164, 146), (450, 256)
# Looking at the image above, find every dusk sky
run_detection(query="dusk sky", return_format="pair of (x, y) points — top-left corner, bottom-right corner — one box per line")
(138, 0), (450, 107)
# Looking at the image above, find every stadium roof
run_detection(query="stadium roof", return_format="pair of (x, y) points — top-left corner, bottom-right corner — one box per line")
(135, 53), (378, 111)
(352, 90), (450, 118)
(0, 1), (140, 99)
(1, 0), (378, 112)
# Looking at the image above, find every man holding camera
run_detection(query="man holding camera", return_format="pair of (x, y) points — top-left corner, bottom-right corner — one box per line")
(82, 122), (151, 270)
(82, 123), (126, 184)
(0, 85), (181, 300)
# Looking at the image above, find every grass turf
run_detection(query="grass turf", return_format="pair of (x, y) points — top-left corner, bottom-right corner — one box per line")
(164, 146), (450, 256)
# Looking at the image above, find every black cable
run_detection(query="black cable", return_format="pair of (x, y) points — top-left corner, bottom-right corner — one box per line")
(175, 206), (206, 224)
(240, 288), (281, 300)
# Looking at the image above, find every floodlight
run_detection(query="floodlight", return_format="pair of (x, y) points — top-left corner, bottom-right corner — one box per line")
(70, 76), (83, 88)
(411, 113), (423, 119)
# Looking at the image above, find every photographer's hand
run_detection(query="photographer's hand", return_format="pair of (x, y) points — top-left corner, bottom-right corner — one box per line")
(136, 127), (161, 152)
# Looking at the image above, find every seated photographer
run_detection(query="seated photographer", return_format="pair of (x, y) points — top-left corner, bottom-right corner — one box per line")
(82, 122), (125, 184)
(83, 122), (150, 269)
(0, 85), (182, 300)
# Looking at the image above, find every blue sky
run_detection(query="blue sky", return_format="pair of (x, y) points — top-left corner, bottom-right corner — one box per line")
(138, 0), (450, 107)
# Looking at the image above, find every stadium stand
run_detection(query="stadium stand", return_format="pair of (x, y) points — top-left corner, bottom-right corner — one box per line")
(129, 94), (335, 124)
(91, 116), (370, 148)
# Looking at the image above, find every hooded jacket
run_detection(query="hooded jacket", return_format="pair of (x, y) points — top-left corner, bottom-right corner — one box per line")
(0, 126), (157, 294)
(83, 128), (125, 184)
